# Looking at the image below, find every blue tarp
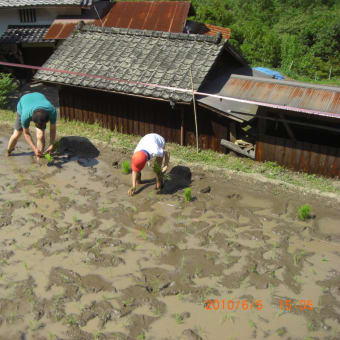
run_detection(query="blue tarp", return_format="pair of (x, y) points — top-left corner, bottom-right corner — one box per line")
(253, 67), (285, 80)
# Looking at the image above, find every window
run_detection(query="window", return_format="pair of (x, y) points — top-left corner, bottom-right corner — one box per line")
(19, 9), (36, 23)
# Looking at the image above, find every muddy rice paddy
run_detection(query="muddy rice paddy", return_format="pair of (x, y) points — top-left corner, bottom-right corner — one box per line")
(1, 125), (340, 340)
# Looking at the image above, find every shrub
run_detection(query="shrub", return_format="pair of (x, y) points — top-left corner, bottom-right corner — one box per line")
(0, 73), (18, 108)
(184, 188), (192, 202)
(122, 160), (130, 174)
(298, 204), (311, 220)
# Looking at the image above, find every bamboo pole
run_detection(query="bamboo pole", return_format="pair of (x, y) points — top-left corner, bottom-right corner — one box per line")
(190, 67), (199, 153)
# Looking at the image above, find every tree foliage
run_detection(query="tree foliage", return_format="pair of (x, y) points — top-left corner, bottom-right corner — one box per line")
(0, 73), (18, 109)
(190, 0), (340, 81)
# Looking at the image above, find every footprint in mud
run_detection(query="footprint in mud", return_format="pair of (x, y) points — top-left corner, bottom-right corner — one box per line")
(227, 193), (242, 200)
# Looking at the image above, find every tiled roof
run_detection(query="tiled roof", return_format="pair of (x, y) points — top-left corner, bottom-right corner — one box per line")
(0, 25), (55, 43)
(35, 24), (225, 103)
(0, 0), (92, 8)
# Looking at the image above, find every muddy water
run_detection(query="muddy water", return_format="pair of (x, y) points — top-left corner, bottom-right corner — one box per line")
(1, 127), (340, 340)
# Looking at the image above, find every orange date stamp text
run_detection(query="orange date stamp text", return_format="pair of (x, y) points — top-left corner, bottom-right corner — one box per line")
(205, 299), (263, 311)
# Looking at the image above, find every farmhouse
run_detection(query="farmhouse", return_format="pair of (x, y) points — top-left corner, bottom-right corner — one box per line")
(0, 0), (96, 71)
(220, 75), (340, 177)
(34, 23), (253, 152)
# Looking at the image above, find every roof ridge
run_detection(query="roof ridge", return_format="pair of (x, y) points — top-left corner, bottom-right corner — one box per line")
(74, 22), (222, 44)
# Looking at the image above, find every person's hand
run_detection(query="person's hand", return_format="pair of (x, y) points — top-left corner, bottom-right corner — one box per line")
(34, 147), (44, 158)
(128, 186), (136, 196)
(44, 145), (54, 155)
(162, 165), (168, 173)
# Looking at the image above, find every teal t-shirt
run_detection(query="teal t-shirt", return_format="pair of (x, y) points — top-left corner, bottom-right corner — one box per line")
(17, 92), (57, 129)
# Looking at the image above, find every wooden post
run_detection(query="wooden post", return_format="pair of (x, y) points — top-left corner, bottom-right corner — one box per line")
(190, 67), (199, 153)
(180, 108), (184, 146)
(228, 122), (237, 156)
(279, 113), (296, 141)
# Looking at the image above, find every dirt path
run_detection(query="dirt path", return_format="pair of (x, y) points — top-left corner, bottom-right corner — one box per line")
(0, 125), (340, 340)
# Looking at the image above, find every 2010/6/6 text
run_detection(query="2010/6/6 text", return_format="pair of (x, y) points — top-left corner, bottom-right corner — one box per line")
(205, 299), (263, 311)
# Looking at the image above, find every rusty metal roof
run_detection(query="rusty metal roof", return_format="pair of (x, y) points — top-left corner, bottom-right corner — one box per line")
(94, 1), (191, 32)
(44, 19), (94, 39)
(186, 21), (231, 40)
(44, 1), (110, 39)
(223, 75), (340, 118)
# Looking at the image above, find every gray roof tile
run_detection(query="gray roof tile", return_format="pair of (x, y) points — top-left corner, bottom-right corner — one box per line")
(0, 0), (91, 8)
(0, 25), (55, 43)
(34, 24), (225, 103)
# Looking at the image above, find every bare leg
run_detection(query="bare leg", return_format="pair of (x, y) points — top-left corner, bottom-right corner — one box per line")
(7, 129), (22, 155)
(136, 172), (142, 184)
(155, 157), (163, 189)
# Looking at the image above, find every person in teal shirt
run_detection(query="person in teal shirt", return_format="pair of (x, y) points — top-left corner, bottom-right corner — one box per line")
(7, 92), (57, 159)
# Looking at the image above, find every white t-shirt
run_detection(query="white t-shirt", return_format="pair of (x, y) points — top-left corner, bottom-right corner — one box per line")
(134, 133), (165, 159)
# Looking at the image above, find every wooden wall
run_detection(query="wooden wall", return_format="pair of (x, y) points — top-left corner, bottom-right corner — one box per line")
(256, 134), (340, 177)
(59, 86), (229, 152)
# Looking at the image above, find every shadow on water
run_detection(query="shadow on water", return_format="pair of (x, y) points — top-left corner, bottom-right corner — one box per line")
(48, 136), (100, 168)
(161, 165), (192, 195)
(133, 166), (192, 196)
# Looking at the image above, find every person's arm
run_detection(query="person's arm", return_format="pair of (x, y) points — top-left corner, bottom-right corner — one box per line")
(23, 128), (42, 158)
(36, 127), (45, 155)
(162, 150), (170, 173)
(44, 124), (56, 154)
(128, 171), (138, 196)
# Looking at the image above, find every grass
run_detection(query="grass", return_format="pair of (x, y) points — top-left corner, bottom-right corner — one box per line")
(184, 187), (192, 202)
(1, 110), (339, 195)
(122, 160), (130, 174)
(298, 204), (312, 220)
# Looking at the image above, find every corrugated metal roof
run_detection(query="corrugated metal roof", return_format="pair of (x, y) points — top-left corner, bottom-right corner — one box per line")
(44, 1), (111, 39)
(186, 21), (231, 40)
(0, 0), (92, 8)
(44, 19), (94, 39)
(94, 1), (191, 32)
(224, 75), (340, 118)
(0, 25), (55, 43)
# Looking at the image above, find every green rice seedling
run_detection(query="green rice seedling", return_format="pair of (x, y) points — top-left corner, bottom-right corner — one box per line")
(24, 261), (29, 270)
(321, 257), (328, 262)
(248, 320), (256, 329)
(136, 333), (145, 340)
(79, 229), (85, 239)
(276, 327), (287, 336)
(174, 313), (184, 324)
(73, 216), (77, 224)
(122, 161), (130, 174)
(49, 333), (55, 340)
(221, 312), (234, 324)
(184, 187), (192, 202)
(139, 229), (147, 240)
(298, 204), (312, 220)
(153, 162), (162, 175)
(45, 153), (54, 163)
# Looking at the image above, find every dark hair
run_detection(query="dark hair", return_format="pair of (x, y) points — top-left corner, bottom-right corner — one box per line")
(32, 109), (49, 127)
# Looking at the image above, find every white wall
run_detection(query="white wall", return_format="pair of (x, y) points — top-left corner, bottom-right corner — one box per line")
(0, 7), (81, 36)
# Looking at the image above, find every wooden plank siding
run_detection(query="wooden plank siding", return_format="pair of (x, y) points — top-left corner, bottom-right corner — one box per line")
(59, 86), (229, 152)
(256, 134), (340, 177)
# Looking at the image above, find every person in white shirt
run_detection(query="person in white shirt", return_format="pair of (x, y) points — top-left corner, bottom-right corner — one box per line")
(128, 133), (170, 196)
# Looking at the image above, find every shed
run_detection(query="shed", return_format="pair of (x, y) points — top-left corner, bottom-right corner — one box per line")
(34, 23), (248, 151)
(222, 75), (340, 177)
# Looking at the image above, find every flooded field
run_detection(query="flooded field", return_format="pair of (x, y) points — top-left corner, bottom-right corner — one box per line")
(1, 124), (340, 340)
